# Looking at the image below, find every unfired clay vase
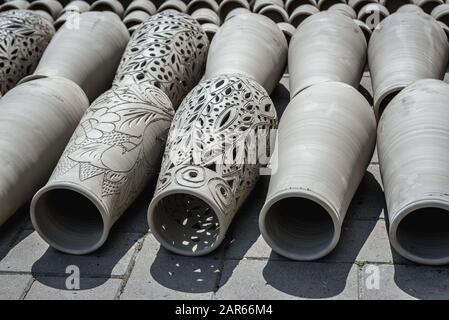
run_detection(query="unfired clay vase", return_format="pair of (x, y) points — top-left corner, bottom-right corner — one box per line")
(28, 0), (62, 19)
(0, 77), (89, 227)
(202, 22), (219, 41)
(0, 0), (30, 11)
(55, 1), (92, 30)
(259, 4), (289, 23)
(328, 3), (357, 18)
(277, 22), (296, 44)
(125, 0), (157, 16)
(253, 0), (284, 13)
(368, 10), (449, 117)
(414, 0), (444, 13)
(348, 0), (377, 13)
(31, 84), (174, 255)
(62, 1), (91, 13)
(432, 3), (449, 26)
(205, 13), (287, 95)
(438, 20), (449, 40)
(288, 4), (319, 28)
(186, 0), (219, 14)
(289, 11), (367, 99)
(21, 12), (130, 102)
(192, 7), (221, 25)
(357, 3), (389, 29)
(158, 0), (187, 13)
(259, 82), (376, 261)
(0, 10), (54, 95)
(224, 6), (250, 20)
(218, 0), (250, 21)
(123, 10), (151, 30)
(285, 0), (317, 15)
(354, 19), (372, 43)
(148, 74), (278, 256)
(316, 0), (346, 11)
(90, 0), (125, 18)
(379, 0), (413, 13)
(377, 79), (449, 266)
(113, 11), (209, 108)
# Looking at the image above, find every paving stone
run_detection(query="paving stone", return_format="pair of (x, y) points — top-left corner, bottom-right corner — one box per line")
(360, 264), (449, 300)
(120, 234), (219, 300)
(25, 277), (122, 300)
(0, 274), (32, 300)
(0, 230), (142, 277)
(215, 259), (359, 300)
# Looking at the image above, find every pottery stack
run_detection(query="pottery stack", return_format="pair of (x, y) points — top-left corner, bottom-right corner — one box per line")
(259, 11), (377, 261)
(30, 11), (210, 255)
(147, 12), (287, 256)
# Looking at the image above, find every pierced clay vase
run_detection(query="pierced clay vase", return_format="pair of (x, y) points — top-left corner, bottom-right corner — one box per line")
(148, 74), (278, 256)
(368, 10), (449, 118)
(0, 77), (89, 227)
(31, 84), (174, 255)
(0, 10), (54, 95)
(205, 13), (287, 95)
(377, 79), (449, 266)
(259, 82), (377, 261)
(21, 12), (130, 102)
(289, 11), (367, 99)
(113, 11), (209, 108)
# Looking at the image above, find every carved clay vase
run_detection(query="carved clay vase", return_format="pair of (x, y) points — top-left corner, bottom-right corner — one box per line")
(289, 11), (367, 99)
(253, 0), (284, 13)
(288, 4), (319, 28)
(0, 77), (89, 227)
(158, 0), (187, 13)
(316, 0), (346, 11)
(277, 22), (296, 44)
(186, 0), (219, 14)
(348, 0), (377, 13)
(113, 11), (209, 108)
(90, 0), (125, 18)
(377, 79), (449, 266)
(413, 0), (443, 14)
(285, 0), (317, 15)
(0, 10), (55, 95)
(368, 10), (449, 118)
(328, 3), (357, 19)
(125, 0), (157, 16)
(21, 12), (130, 102)
(205, 13), (287, 95)
(259, 82), (376, 261)
(432, 4), (449, 26)
(218, 0), (250, 21)
(28, 0), (63, 19)
(0, 0), (30, 11)
(148, 74), (278, 256)
(123, 10), (151, 30)
(379, 0), (413, 13)
(192, 8), (221, 25)
(259, 4), (289, 23)
(31, 84), (174, 255)
(202, 22), (219, 41)
(357, 3), (389, 29)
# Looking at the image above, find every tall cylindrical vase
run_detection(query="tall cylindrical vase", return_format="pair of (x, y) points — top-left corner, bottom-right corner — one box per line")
(259, 82), (377, 261)
(377, 79), (449, 266)
(0, 77), (89, 227)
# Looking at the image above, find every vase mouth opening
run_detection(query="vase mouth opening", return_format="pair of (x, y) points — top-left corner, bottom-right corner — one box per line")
(31, 187), (107, 255)
(318, 0), (345, 11)
(377, 88), (401, 119)
(149, 192), (222, 256)
(391, 204), (449, 265)
(91, 3), (115, 13)
(260, 194), (340, 261)
(220, 1), (245, 21)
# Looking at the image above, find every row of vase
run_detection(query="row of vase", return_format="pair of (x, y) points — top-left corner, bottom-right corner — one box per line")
(0, 5), (448, 267)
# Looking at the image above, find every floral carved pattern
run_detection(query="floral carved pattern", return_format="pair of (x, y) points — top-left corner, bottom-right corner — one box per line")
(0, 10), (54, 94)
(51, 84), (174, 216)
(113, 11), (209, 108)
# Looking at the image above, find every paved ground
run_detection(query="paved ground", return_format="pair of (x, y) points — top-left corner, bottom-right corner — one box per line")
(1, 72), (449, 300)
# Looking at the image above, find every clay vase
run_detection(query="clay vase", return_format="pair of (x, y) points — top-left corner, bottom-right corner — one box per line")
(285, 0), (317, 15)
(63, 1), (91, 13)
(125, 0), (157, 16)
(397, 4), (424, 13)
(379, 0), (413, 13)
(432, 4), (449, 26)
(357, 3), (389, 29)
(21, 12), (130, 102)
(202, 22), (219, 41)
(205, 13), (287, 95)
(224, 6), (250, 20)
(218, 0), (250, 21)
(0, 0), (30, 11)
(90, 0), (125, 18)
(148, 74), (278, 256)
(414, 0), (444, 14)
(31, 84), (174, 255)
(368, 11), (449, 118)
(259, 4), (289, 23)
(328, 3), (357, 19)
(354, 19), (372, 43)
(377, 79), (449, 266)
(0, 10), (55, 95)
(54, 1), (92, 30)
(259, 82), (376, 261)
(186, 0), (219, 14)
(288, 4), (319, 28)
(123, 10), (151, 30)
(348, 0), (377, 13)
(158, 0), (187, 13)
(253, 0), (284, 13)
(277, 22), (296, 44)
(289, 11), (367, 99)
(28, 0), (63, 19)
(0, 77), (89, 227)
(316, 0), (346, 11)
(192, 7), (221, 25)
(113, 11), (209, 108)
(438, 20), (449, 40)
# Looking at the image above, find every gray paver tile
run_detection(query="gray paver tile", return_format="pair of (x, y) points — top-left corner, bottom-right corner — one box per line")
(0, 274), (32, 300)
